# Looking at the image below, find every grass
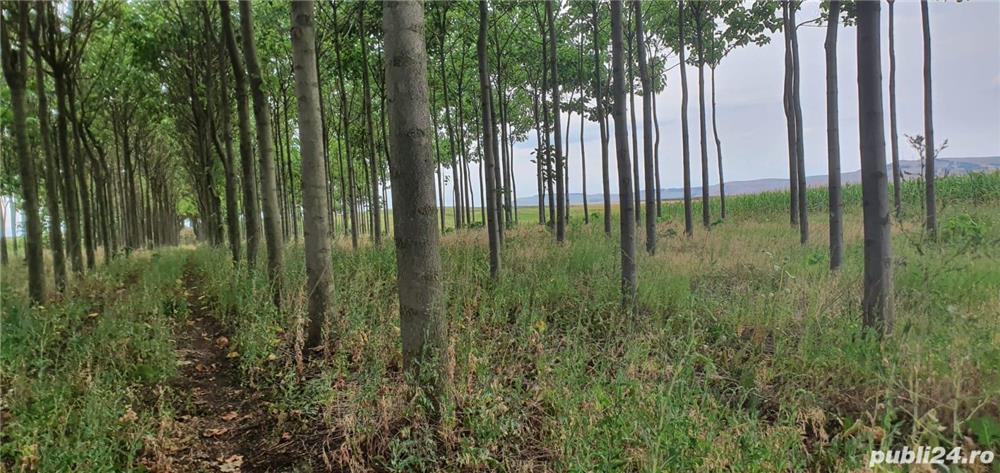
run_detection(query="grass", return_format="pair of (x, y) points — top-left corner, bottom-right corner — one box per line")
(2, 172), (999, 471)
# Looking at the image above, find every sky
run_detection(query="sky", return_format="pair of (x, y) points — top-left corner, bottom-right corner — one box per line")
(3, 1), (999, 235)
(442, 0), (1000, 206)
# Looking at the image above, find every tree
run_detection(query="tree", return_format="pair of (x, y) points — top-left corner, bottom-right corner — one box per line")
(856, 0), (894, 335)
(610, 0), (636, 309)
(383, 0), (446, 391)
(634, 0), (654, 254)
(826, 0), (843, 270)
(478, 0), (500, 280)
(290, 0), (334, 349)
(1, 1), (45, 303)
(888, 0), (902, 218)
(692, 1), (711, 228)
(546, 0), (565, 243)
(592, 0), (612, 236)
(790, 2), (808, 244)
(921, 0), (936, 234)
(781, 2), (799, 228)
(679, 0), (693, 236)
(220, 0), (262, 267)
(359, 1), (381, 246)
(240, 0), (284, 305)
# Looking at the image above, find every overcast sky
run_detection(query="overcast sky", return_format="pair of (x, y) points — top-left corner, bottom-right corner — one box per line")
(454, 0), (1000, 205)
(3, 1), (998, 234)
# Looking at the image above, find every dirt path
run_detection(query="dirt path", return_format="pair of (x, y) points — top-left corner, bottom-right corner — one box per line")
(149, 265), (271, 472)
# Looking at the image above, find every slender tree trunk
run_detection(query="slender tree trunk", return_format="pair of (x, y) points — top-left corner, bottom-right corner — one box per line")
(533, 91), (545, 224)
(887, 0), (902, 218)
(546, 0), (565, 242)
(240, 0), (284, 305)
(67, 81), (95, 269)
(1, 2), (45, 302)
(540, 23), (555, 227)
(360, 2), (381, 245)
(634, 0), (655, 254)
(53, 68), (83, 273)
(290, 0), (335, 349)
(627, 23), (640, 225)
(593, 0), (611, 235)
(221, 0), (261, 266)
(857, 0), (894, 335)
(826, 0), (843, 270)
(610, 0), (636, 309)
(920, 0), (936, 234)
(790, 5), (808, 243)
(436, 5), (462, 231)
(679, 0), (693, 236)
(383, 0), (446, 393)
(710, 66), (725, 220)
(479, 0), (500, 279)
(332, 2), (358, 249)
(32, 12), (66, 290)
(653, 82), (661, 217)
(694, 5), (711, 228)
(782, 2), (799, 227)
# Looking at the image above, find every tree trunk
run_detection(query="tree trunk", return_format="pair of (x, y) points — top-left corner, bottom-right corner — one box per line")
(290, 0), (335, 349)
(240, 0), (284, 305)
(478, 0), (501, 279)
(710, 66), (725, 220)
(857, 0), (894, 335)
(384, 0), (446, 392)
(546, 0), (565, 243)
(220, 0), (261, 266)
(694, 4), (711, 228)
(593, 0), (611, 235)
(790, 4), (808, 243)
(627, 22), (640, 225)
(1, 2), (45, 302)
(610, 0), (636, 309)
(826, 0), (843, 270)
(32, 9), (66, 290)
(888, 0), (902, 218)
(921, 0), (936, 234)
(653, 81), (662, 218)
(332, 2), (358, 249)
(782, 2), (799, 227)
(67, 80), (95, 269)
(635, 0), (655, 254)
(533, 91), (546, 225)
(360, 2), (382, 245)
(679, 0), (693, 236)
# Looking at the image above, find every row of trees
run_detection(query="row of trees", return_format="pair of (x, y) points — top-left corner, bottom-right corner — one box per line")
(2, 0), (943, 390)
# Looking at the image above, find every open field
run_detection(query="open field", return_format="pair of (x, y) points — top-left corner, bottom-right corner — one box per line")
(3, 172), (998, 471)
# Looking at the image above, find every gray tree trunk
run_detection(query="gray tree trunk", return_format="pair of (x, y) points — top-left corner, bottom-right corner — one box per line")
(478, 0), (500, 279)
(220, 0), (261, 267)
(240, 0), (284, 305)
(710, 66), (725, 220)
(610, 0), (636, 309)
(921, 0), (936, 234)
(635, 0), (655, 255)
(826, 0), (843, 270)
(384, 0), (446, 386)
(1, 2), (45, 302)
(592, 0), (612, 236)
(790, 5), (808, 243)
(782, 2), (799, 227)
(290, 0), (335, 349)
(857, 0), (895, 335)
(694, 4), (710, 228)
(678, 0), (693, 236)
(546, 0), (565, 243)
(360, 3), (382, 246)
(888, 0), (902, 218)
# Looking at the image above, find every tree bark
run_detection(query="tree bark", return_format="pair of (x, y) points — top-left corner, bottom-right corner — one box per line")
(679, 0), (693, 236)
(857, 0), (894, 335)
(710, 66), (725, 220)
(384, 0), (446, 390)
(694, 3), (710, 228)
(240, 0), (284, 305)
(360, 2), (382, 246)
(220, 0), (261, 266)
(888, 0), (902, 218)
(635, 0), (655, 254)
(290, 0), (335, 349)
(610, 0), (636, 309)
(790, 4), (808, 243)
(592, 0), (612, 236)
(1, 1), (45, 302)
(782, 2), (799, 227)
(546, 0), (565, 243)
(921, 0), (936, 234)
(478, 0), (500, 279)
(826, 0), (843, 270)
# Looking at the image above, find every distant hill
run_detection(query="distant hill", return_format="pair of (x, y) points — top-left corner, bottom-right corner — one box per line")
(515, 157), (1000, 206)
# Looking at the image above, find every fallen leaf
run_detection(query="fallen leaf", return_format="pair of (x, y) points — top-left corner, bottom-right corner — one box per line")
(87, 312), (99, 319)
(195, 363), (209, 373)
(217, 454), (243, 472)
(202, 427), (229, 438)
(215, 336), (230, 349)
(220, 411), (239, 422)
(281, 432), (292, 441)
(227, 351), (240, 359)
